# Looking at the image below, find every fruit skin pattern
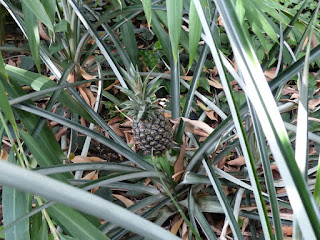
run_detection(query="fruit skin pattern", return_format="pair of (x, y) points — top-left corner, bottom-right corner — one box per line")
(132, 111), (172, 155)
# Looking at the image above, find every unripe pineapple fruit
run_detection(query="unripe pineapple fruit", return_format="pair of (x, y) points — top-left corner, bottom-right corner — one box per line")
(132, 111), (172, 155)
(117, 66), (173, 155)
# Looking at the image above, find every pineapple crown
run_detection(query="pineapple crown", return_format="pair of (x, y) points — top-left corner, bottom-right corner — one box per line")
(117, 65), (162, 121)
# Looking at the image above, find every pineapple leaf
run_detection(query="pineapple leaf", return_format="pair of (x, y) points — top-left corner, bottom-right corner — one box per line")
(147, 86), (162, 99)
(116, 86), (137, 100)
(144, 66), (157, 82)
(119, 66), (137, 90)
(146, 76), (162, 96)
(136, 105), (146, 121)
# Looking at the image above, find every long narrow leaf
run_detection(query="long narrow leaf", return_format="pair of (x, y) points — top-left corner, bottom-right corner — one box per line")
(4, 64), (93, 122)
(188, 0), (203, 69)
(249, 102), (284, 239)
(212, 0), (320, 238)
(67, 0), (127, 88)
(194, 2), (273, 238)
(142, 0), (152, 26)
(2, 151), (30, 240)
(0, 161), (182, 240)
(166, 0), (183, 64)
(21, 1), (41, 72)
(202, 159), (243, 239)
(21, 0), (54, 31)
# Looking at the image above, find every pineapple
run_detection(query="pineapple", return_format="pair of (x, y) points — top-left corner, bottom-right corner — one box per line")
(117, 67), (173, 155)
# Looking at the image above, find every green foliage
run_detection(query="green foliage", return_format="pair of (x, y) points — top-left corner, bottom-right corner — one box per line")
(1, 0), (320, 239)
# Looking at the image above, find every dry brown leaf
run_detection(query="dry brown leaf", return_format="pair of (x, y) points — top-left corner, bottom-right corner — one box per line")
(80, 116), (87, 126)
(67, 73), (74, 83)
(55, 127), (68, 141)
(290, 93), (299, 100)
(144, 177), (151, 186)
(227, 156), (245, 166)
(104, 79), (120, 91)
(110, 123), (124, 137)
(78, 87), (91, 106)
(309, 98), (320, 110)
(222, 185), (230, 196)
(279, 212), (293, 221)
(39, 22), (50, 40)
(173, 136), (186, 182)
(171, 217), (184, 235)
(217, 16), (224, 26)
(180, 76), (193, 81)
(83, 87), (96, 107)
(181, 117), (214, 134)
(264, 68), (277, 80)
(208, 78), (223, 89)
(216, 155), (228, 169)
(309, 117), (320, 123)
(208, 67), (218, 77)
(270, 164), (278, 171)
(112, 194), (134, 207)
(312, 34), (317, 48)
(121, 119), (133, 127)
(164, 111), (172, 118)
(1, 148), (8, 161)
(233, 59), (238, 72)
(16, 56), (22, 67)
(108, 116), (123, 125)
(241, 218), (249, 235)
(80, 67), (97, 80)
(206, 110), (218, 121)
(182, 221), (189, 240)
(8, 58), (16, 67)
(240, 206), (258, 211)
(197, 100), (211, 111)
(124, 131), (135, 150)
(82, 171), (96, 180)
(172, 171), (184, 182)
(282, 87), (298, 96)
(277, 187), (286, 194)
(91, 171), (99, 193)
(185, 125), (210, 137)
(22, 86), (33, 93)
(181, 25), (189, 33)
(84, 55), (96, 67)
(282, 225), (293, 236)
(302, 36), (309, 50)
(71, 156), (103, 163)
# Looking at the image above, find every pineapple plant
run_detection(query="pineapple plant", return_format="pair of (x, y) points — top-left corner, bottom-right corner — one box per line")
(117, 67), (173, 155)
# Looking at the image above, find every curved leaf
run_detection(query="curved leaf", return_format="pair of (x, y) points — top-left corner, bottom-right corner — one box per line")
(0, 161), (182, 240)
(2, 151), (30, 240)
(21, 0), (54, 31)
(22, 1), (40, 72)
